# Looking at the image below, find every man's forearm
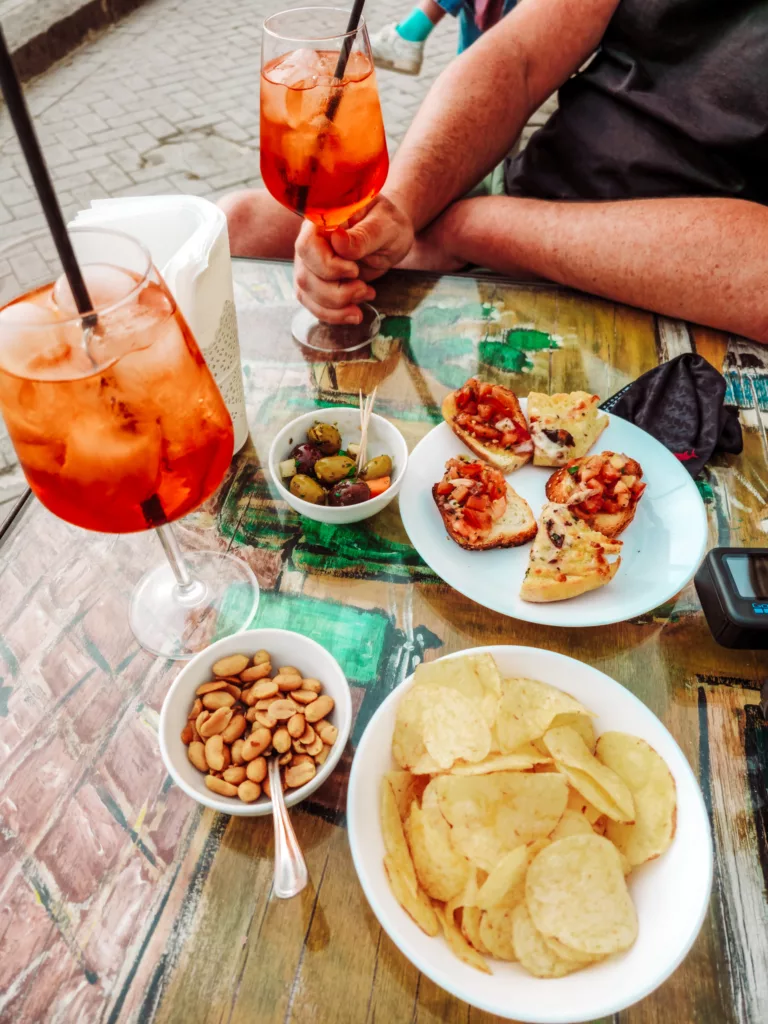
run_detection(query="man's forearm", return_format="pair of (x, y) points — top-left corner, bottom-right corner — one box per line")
(383, 0), (618, 233)
(438, 195), (768, 342)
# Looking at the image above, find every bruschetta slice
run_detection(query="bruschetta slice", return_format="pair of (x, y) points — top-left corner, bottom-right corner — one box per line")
(520, 502), (622, 602)
(433, 456), (537, 551)
(546, 452), (646, 538)
(442, 378), (533, 473)
(527, 392), (608, 467)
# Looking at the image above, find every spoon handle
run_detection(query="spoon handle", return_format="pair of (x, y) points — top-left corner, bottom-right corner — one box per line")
(269, 757), (308, 899)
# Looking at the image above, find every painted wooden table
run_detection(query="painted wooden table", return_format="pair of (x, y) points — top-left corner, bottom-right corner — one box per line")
(0, 258), (766, 1024)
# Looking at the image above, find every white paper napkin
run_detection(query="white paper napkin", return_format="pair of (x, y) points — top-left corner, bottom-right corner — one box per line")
(71, 195), (248, 452)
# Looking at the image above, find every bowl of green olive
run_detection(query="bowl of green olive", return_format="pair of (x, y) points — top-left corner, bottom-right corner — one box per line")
(268, 407), (409, 524)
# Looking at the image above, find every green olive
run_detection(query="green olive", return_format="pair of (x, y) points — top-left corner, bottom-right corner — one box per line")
(290, 474), (326, 505)
(307, 422), (342, 455)
(314, 455), (356, 485)
(359, 454), (393, 481)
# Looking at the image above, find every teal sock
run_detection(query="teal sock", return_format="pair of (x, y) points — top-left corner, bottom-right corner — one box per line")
(396, 9), (435, 43)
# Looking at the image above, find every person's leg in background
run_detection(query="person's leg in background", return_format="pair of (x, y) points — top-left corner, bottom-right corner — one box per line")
(369, 0), (446, 76)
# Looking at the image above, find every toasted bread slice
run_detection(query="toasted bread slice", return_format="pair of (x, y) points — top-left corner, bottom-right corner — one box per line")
(433, 457), (537, 551)
(442, 379), (533, 473)
(527, 392), (608, 467)
(520, 502), (622, 602)
(545, 452), (646, 538)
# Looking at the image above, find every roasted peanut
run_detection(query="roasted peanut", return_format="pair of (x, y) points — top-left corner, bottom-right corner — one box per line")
(278, 666), (301, 677)
(246, 757), (267, 783)
(292, 689), (318, 705)
(180, 722), (194, 745)
(221, 713), (247, 744)
(305, 695), (334, 723)
(252, 649), (271, 665)
(252, 680), (279, 699)
(299, 724), (316, 745)
(189, 697), (203, 718)
(242, 727), (272, 761)
(199, 707), (233, 738)
(270, 699), (299, 721)
(272, 727), (292, 754)
(232, 738), (246, 765)
(245, 706), (258, 723)
(254, 710), (277, 729)
(255, 697), (279, 711)
(205, 735), (227, 772)
(273, 674), (303, 691)
(305, 734), (324, 758)
(202, 691), (235, 711)
(213, 654), (249, 677)
(239, 662), (272, 683)
(225, 684), (242, 700)
(206, 776), (238, 797)
(300, 678), (322, 693)
(238, 780), (261, 803)
(188, 741), (208, 772)
(242, 686), (261, 707)
(278, 751), (293, 766)
(196, 680), (228, 696)
(263, 775), (271, 799)
(293, 740), (307, 755)
(287, 713), (306, 739)
(196, 710), (210, 734)
(315, 720), (338, 746)
(315, 744), (330, 766)
(286, 761), (316, 788)
(292, 753), (314, 768)
(222, 765), (247, 785)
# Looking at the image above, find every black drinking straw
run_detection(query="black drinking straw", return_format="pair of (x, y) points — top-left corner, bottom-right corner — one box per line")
(0, 26), (95, 322)
(296, 0), (367, 215)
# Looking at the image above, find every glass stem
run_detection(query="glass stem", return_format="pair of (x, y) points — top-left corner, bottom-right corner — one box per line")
(156, 523), (195, 592)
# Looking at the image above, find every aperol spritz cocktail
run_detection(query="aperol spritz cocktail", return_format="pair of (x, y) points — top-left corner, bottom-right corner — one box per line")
(261, 8), (389, 351)
(261, 47), (388, 230)
(0, 228), (258, 659)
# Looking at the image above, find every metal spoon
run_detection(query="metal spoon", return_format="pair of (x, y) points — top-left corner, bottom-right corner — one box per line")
(268, 756), (308, 899)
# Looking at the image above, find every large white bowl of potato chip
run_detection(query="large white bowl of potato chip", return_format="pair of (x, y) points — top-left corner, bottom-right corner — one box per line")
(347, 647), (712, 1023)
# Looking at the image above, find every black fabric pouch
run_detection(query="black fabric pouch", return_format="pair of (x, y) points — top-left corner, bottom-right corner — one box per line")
(600, 353), (743, 476)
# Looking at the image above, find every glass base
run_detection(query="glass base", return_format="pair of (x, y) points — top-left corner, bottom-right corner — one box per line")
(292, 302), (382, 354)
(129, 551), (259, 660)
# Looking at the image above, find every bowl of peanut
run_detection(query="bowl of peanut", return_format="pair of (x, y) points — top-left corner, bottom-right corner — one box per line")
(159, 629), (352, 816)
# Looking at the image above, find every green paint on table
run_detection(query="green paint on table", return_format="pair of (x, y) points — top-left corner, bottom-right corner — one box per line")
(0, 684), (11, 716)
(0, 639), (19, 677)
(293, 517), (436, 584)
(480, 327), (556, 374)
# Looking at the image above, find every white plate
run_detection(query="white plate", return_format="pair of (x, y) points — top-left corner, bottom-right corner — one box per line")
(399, 403), (708, 627)
(347, 645), (713, 1023)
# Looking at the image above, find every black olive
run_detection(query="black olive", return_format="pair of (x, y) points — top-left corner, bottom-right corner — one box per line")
(291, 442), (324, 476)
(328, 479), (372, 507)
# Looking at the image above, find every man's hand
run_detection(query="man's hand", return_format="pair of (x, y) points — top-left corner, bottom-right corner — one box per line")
(293, 194), (414, 324)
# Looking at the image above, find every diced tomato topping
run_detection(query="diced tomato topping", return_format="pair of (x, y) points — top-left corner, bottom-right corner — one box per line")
(466, 494), (490, 512)
(463, 507), (492, 532)
(436, 480), (454, 495)
(451, 378), (530, 451)
(566, 452), (645, 518)
(439, 457), (508, 539)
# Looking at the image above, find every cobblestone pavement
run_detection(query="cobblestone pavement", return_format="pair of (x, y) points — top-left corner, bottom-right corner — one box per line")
(0, 0), (555, 516)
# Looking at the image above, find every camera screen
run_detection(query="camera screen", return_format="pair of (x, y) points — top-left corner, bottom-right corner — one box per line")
(724, 554), (768, 600)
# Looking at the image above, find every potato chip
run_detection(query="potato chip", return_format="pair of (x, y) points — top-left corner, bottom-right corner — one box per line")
(549, 808), (595, 840)
(475, 840), (549, 911)
(511, 904), (580, 978)
(414, 653), (501, 728)
(461, 905), (490, 955)
(434, 772), (568, 872)
(596, 732), (677, 866)
(550, 711), (595, 751)
(449, 744), (551, 776)
(496, 677), (593, 753)
(480, 908), (517, 961)
(384, 770), (429, 822)
(381, 778), (417, 895)
(566, 787), (604, 825)
(525, 835), (638, 956)
(542, 934), (600, 965)
(383, 855), (439, 937)
(392, 686), (441, 774)
(542, 725), (635, 823)
(422, 687), (491, 770)
(405, 795), (471, 902)
(435, 901), (492, 974)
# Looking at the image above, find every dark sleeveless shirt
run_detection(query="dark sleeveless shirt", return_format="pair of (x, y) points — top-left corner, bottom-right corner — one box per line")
(505, 0), (768, 203)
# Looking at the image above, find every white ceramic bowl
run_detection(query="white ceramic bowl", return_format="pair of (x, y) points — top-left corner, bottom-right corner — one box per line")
(159, 629), (352, 817)
(347, 645), (713, 1023)
(268, 407), (408, 524)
